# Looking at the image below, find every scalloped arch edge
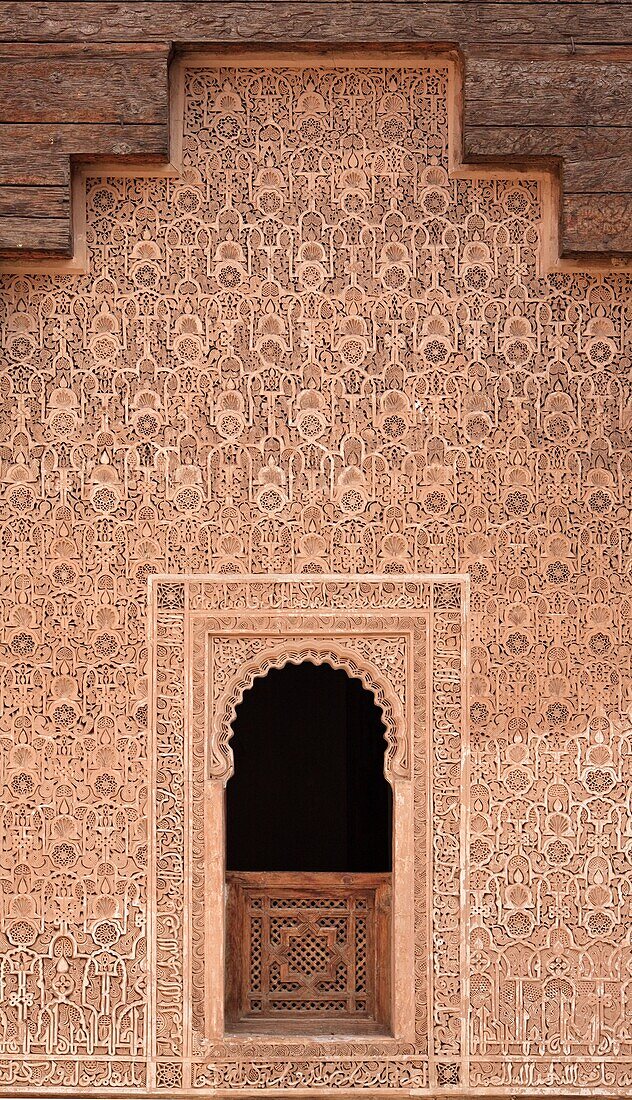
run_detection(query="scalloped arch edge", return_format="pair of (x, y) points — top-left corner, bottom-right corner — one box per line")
(211, 644), (407, 786)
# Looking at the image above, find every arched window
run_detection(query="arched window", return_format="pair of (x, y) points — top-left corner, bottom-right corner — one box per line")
(227, 662), (392, 873)
(225, 661), (392, 1034)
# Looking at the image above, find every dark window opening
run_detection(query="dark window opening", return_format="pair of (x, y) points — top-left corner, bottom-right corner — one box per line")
(226, 661), (392, 873)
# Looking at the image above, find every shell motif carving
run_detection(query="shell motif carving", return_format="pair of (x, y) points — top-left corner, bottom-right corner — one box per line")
(0, 54), (630, 1095)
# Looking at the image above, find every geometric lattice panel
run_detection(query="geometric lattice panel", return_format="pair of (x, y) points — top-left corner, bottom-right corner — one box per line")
(1, 49), (631, 1098)
(150, 573), (465, 1091)
(226, 872), (390, 1027)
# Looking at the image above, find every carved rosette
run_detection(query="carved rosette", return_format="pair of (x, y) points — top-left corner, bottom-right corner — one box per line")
(1, 54), (631, 1098)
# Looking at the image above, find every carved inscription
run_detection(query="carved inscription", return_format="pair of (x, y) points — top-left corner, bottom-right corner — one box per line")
(0, 55), (630, 1095)
(152, 576), (458, 1091)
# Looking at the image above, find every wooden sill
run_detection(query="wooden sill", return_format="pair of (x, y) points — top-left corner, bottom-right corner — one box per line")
(226, 1018), (391, 1039)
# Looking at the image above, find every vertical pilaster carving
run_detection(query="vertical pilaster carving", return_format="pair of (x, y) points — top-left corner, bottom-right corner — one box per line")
(0, 53), (630, 1095)
(151, 575), (463, 1092)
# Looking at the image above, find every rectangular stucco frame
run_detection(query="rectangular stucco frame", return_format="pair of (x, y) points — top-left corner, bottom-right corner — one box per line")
(148, 574), (468, 1093)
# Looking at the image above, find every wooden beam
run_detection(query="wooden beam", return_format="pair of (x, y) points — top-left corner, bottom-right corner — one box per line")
(0, 183), (69, 217)
(0, 57), (168, 124)
(0, 3), (630, 261)
(564, 193), (632, 254)
(465, 57), (632, 128)
(0, 213), (71, 252)
(466, 126), (632, 193)
(0, 121), (168, 160)
(2, 3), (632, 46)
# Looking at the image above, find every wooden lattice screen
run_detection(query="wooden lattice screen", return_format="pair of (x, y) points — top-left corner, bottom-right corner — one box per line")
(226, 873), (391, 1033)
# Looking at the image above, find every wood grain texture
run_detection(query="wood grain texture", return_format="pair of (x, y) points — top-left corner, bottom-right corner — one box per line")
(3, 3), (632, 45)
(0, 58), (168, 123)
(0, 150), (70, 186)
(0, 1), (630, 261)
(465, 58), (632, 128)
(466, 126), (632, 193)
(0, 122), (168, 160)
(564, 193), (632, 253)
(0, 214), (71, 252)
(0, 184), (69, 217)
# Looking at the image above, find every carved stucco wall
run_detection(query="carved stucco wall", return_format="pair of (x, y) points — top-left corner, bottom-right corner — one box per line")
(151, 577), (453, 1091)
(0, 59), (631, 1094)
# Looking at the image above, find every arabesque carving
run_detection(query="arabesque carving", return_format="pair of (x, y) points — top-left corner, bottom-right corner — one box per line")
(0, 54), (630, 1096)
(152, 576), (459, 1092)
(208, 635), (408, 782)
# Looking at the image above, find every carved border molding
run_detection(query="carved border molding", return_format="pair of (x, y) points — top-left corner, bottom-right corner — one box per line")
(207, 634), (409, 782)
(149, 573), (467, 1093)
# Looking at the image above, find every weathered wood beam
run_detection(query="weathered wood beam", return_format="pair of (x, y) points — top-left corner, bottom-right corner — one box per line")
(0, 2), (631, 263)
(0, 57), (168, 124)
(0, 214), (71, 253)
(466, 126), (632, 194)
(3, 3), (632, 46)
